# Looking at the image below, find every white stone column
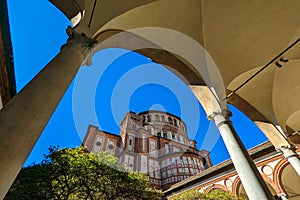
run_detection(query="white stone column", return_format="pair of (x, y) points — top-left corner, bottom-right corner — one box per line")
(208, 109), (275, 200)
(0, 27), (97, 199)
(277, 146), (300, 176)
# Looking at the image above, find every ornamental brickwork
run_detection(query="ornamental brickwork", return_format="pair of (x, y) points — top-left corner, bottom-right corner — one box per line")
(83, 110), (212, 190)
(165, 141), (300, 200)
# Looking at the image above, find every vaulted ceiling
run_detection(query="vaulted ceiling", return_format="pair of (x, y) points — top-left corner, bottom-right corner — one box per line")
(51, 0), (300, 145)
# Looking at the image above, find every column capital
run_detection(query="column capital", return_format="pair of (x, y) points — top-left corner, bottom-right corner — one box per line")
(207, 109), (232, 128)
(62, 26), (98, 66)
(277, 145), (300, 176)
(207, 109), (232, 119)
(276, 145), (295, 151)
(207, 108), (231, 120)
(276, 145), (297, 156)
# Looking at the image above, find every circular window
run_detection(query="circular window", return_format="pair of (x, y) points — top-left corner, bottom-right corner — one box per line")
(224, 179), (233, 188)
(108, 144), (114, 150)
(96, 141), (101, 146)
(261, 165), (273, 176)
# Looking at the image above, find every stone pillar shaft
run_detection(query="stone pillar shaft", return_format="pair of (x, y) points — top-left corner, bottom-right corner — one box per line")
(0, 27), (96, 199)
(278, 146), (300, 176)
(209, 109), (274, 200)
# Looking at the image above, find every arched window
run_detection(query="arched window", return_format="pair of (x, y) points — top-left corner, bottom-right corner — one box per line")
(174, 119), (178, 126)
(155, 114), (160, 122)
(147, 115), (152, 122)
(163, 132), (168, 138)
(142, 116), (146, 123)
(172, 118), (176, 125)
(168, 117), (173, 124)
(161, 115), (165, 122)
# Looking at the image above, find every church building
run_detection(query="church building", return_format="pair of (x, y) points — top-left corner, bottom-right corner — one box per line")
(83, 110), (212, 190)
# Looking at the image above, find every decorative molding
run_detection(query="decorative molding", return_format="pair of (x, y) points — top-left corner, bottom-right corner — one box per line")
(207, 109), (232, 121)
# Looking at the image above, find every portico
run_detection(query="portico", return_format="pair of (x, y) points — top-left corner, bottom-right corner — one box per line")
(0, 1), (300, 199)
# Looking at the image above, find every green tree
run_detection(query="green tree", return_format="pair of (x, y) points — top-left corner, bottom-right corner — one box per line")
(4, 163), (51, 200)
(5, 146), (162, 200)
(171, 188), (243, 200)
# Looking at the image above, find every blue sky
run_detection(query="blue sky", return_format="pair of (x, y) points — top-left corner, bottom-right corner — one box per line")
(7, 0), (268, 166)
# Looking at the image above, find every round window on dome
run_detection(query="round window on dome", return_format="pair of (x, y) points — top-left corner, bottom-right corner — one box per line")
(96, 141), (101, 146)
(108, 144), (114, 150)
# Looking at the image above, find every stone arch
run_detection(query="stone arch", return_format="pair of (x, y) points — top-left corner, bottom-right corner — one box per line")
(274, 158), (300, 197)
(90, 29), (297, 150)
(89, 28), (276, 199)
(3, 2), (300, 199)
(91, 29), (229, 115)
(233, 177), (278, 199)
(232, 176), (241, 196)
(260, 173), (281, 194)
(93, 29), (205, 86)
(273, 158), (289, 194)
(204, 184), (229, 194)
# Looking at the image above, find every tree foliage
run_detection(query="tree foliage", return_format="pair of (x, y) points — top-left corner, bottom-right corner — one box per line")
(171, 188), (243, 200)
(5, 146), (162, 200)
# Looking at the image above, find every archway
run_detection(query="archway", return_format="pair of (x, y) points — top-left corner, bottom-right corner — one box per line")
(236, 180), (277, 200)
(205, 184), (229, 194)
(92, 29), (296, 152)
(86, 28), (275, 199)
(279, 164), (300, 199)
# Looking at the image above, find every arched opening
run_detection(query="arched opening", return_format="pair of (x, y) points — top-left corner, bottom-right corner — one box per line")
(155, 114), (160, 122)
(142, 115), (146, 123)
(89, 30), (276, 167)
(236, 181), (277, 200)
(174, 118), (178, 126)
(23, 46), (275, 188)
(4, 1), (300, 199)
(208, 188), (226, 194)
(147, 115), (152, 122)
(280, 164), (300, 199)
(205, 184), (229, 194)
(168, 117), (173, 125)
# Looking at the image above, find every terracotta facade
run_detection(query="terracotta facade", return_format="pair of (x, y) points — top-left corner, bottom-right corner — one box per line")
(83, 110), (212, 190)
(165, 142), (300, 200)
